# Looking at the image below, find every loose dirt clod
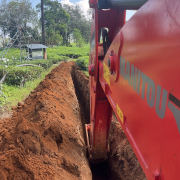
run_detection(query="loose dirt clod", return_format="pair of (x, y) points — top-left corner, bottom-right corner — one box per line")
(0, 62), (92, 180)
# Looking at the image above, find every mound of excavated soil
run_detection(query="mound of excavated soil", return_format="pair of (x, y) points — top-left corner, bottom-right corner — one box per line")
(0, 62), (92, 180)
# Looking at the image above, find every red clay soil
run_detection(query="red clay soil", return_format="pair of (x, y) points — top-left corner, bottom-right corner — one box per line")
(108, 116), (147, 180)
(0, 62), (92, 180)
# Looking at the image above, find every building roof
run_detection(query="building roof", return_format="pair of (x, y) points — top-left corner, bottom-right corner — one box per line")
(25, 44), (48, 49)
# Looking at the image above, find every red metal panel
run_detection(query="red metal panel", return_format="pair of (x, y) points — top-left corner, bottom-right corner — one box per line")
(99, 0), (180, 179)
(89, 6), (114, 161)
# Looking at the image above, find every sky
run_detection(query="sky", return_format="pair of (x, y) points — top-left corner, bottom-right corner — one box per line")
(31, 0), (135, 21)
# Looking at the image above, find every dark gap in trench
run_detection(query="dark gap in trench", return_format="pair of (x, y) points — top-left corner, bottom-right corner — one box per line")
(71, 65), (90, 144)
(71, 65), (112, 180)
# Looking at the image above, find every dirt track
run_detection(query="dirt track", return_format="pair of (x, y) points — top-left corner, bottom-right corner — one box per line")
(0, 61), (146, 180)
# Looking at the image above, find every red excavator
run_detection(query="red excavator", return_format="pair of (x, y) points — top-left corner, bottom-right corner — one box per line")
(86, 0), (180, 179)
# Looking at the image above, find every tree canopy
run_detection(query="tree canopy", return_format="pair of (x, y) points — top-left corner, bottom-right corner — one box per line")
(0, 0), (40, 44)
(0, 0), (91, 46)
(36, 0), (70, 45)
(63, 4), (91, 45)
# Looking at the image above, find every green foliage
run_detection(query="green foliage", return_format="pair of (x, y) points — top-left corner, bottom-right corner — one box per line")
(0, 84), (7, 108)
(75, 56), (89, 70)
(0, 45), (90, 67)
(36, 0), (70, 45)
(51, 58), (60, 64)
(0, 43), (91, 109)
(27, 59), (53, 69)
(54, 34), (63, 45)
(73, 28), (84, 47)
(2, 65), (58, 108)
(63, 4), (91, 45)
(47, 45), (89, 59)
(58, 56), (68, 62)
(0, 66), (43, 86)
(0, 0), (39, 43)
(0, 48), (20, 61)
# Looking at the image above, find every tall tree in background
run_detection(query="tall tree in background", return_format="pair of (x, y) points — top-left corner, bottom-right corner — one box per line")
(0, 0), (40, 44)
(73, 28), (84, 47)
(63, 4), (91, 45)
(0, 0), (8, 46)
(36, 0), (70, 45)
(0, 0), (91, 47)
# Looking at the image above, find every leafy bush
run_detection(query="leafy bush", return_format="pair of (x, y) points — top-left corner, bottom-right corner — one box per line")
(73, 28), (84, 48)
(27, 59), (53, 69)
(58, 56), (68, 62)
(0, 66), (43, 86)
(47, 45), (89, 59)
(7, 60), (22, 66)
(75, 56), (89, 70)
(0, 47), (20, 61)
(51, 58), (60, 64)
(0, 84), (7, 108)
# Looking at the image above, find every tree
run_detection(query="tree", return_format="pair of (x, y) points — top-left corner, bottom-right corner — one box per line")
(0, 0), (39, 44)
(73, 28), (84, 47)
(36, 0), (70, 45)
(62, 4), (91, 44)
(0, 0), (11, 46)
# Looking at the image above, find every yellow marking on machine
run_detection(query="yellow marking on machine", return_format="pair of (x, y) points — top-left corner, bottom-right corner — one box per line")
(117, 104), (123, 123)
(103, 62), (110, 85)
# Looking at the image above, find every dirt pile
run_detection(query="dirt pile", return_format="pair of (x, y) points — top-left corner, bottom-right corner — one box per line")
(0, 62), (92, 180)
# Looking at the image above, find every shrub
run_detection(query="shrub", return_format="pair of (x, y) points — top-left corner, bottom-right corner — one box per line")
(27, 59), (53, 69)
(59, 56), (68, 62)
(75, 56), (89, 70)
(0, 84), (7, 108)
(51, 58), (60, 64)
(47, 45), (89, 59)
(0, 66), (43, 86)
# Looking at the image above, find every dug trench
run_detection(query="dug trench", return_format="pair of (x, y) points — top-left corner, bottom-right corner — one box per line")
(0, 61), (146, 180)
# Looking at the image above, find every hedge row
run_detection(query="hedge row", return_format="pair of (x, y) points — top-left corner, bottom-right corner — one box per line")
(29, 58), (68, 68)
(0, 57), (70, 86)
(26, 59), (53, 69)
(52, 56), (68, 63)
(2, 56), (69, 67)
(47, 45), (89, 59)
(0, 66), (44, 86)
(75, 56), (89, 70)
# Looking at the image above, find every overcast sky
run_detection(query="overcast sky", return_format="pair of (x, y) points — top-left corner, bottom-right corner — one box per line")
(31, 0), (135, 21)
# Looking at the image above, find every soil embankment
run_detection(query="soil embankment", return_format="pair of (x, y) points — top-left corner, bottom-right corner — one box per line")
(0, 62), (92, 180)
